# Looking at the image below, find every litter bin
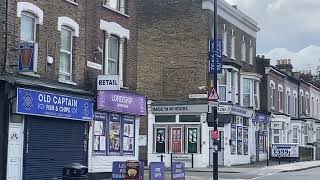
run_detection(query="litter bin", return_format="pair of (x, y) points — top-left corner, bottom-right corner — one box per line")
(62, 163), (88, 180)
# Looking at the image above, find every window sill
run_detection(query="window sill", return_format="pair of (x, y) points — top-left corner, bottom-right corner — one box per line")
(102, 5), (130, 18)
(59, 79), (77, 86)
(19, 72), (40, 78)
(64, 0), (78, 6)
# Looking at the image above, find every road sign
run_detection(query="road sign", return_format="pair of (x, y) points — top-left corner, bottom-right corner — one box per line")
(208, 39), (223, 74)
(189, 94), (208, 99)
(208, 101), (219, 107)
(208, 88), (219, 101)
(211, 130), (219, 140)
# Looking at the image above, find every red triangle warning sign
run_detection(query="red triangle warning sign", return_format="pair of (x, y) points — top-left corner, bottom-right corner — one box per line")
(208, 88), (219, 101)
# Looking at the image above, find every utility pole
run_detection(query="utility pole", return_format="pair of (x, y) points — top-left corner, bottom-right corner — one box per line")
(213, 0), (218, 179)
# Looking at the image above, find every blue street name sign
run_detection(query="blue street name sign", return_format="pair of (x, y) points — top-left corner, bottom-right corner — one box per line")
(209, 39), (223, 74)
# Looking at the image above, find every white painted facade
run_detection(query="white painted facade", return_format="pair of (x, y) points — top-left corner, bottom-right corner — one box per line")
(88, 118), (140, 173)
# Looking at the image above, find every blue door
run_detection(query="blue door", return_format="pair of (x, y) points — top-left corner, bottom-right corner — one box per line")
(24, 116), (87, 180)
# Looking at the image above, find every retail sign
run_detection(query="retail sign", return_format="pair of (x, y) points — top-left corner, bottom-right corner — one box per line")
(16, 88), (93, 121)
(218, 105), (253, 118)
(152, 104), (208, 114)
(253, 113), (270, 123)
(125, 160), (140, 180)
(149, 162), (165, 180)
(171, 162), (185, 180)
(97, 75), (120, 90)
(271, 122), (283, 129)
(18, 42), (37, 72)
(112, 161), (126, 179)
(97, 91), (146, 116)
(208, 39), (223, 74)
(271, 144), (299, 158)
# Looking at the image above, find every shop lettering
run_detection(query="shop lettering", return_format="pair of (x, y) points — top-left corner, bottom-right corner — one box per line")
(38, 94), (78, 107)
(231, 107), (247, 115)
(152, 106), (189, 112)
(98, 79), (118, 86)
(112, 95), (133, 104)
(154, 168), (162, 177)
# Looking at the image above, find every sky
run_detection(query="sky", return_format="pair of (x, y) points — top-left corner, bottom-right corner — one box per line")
(225, 0), (320, 73)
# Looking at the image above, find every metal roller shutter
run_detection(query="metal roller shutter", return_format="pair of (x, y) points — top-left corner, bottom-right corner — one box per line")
(24, 116), (87, 180)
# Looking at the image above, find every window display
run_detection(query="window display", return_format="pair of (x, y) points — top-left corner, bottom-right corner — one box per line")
(237, 126), (243, 155)
(243, 127), (248, 155)
(231, 124), (236, 154)
(123, 115), (135, 155)
(93, 120), (106, 153)
(108, 114), (122, 155)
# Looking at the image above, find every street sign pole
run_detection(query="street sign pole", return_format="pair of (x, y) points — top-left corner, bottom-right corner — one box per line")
(213, 0), (218, 179)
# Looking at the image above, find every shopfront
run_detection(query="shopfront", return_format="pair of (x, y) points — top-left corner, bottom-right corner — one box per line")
(7, 87), (93, 180)
(88, 90), (146, 179)
(252, 112), (270, 162)
(148, 101), (209, 168)
(212, 104), (254, 166)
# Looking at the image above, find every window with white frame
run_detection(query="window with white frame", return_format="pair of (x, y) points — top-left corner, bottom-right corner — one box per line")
(241, 36), (246, 61)
(293, 92), (298, 116)
(59, 26), (74, 82)
(108, 35), (120, 75)
(254, 81), (259, 109)
(286, 89), (291, 115)
(270, 81), (276, 110)
(230, 71), (237, 103)
(231, 29), (235, 59)
(223, 28), (228, 56)
(103, 0), (126, 13)
(218, 69), (227, 102)
(273, 129), (280, 143)
(21, 12), (36, 42)
(317, 99), (319, 119)
(303, 124), (308, 145)
(278, 85), (284, 112)
(300, 91), (304, 114)
(249, 40), (253, 64)
(311, 97), (314, 117)
(243, 78), (251, 107)
(306, 93), (309, 115)
(316, 127), (320, 143)
(293, 126), (298, 143)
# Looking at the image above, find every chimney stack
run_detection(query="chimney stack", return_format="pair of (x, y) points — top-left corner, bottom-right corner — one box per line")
(276, 58), (294, 75)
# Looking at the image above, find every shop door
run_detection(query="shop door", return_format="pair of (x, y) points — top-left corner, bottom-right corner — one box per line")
(171, 128), (182, 153)
(156, 128), (166, 153)
(23, 116), (86, 180)
(7, 124), (24, 180)
(209, 130), (224, 166)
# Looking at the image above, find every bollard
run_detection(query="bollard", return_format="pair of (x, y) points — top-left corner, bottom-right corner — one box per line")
(191, 154), (194, 168)
(161, 154), (164, 162)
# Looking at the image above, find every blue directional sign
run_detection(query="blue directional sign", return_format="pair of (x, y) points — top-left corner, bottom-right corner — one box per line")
(209, 39), (223, 74)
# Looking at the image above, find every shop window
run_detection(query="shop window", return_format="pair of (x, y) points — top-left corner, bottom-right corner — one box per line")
(186, 127), (199, 153)
(155, 127), (167, 153)
(155, 115), (176, 123)
(179, 115), (200, 122)
(230, 124), (236, 154)
(293, 126), (298, 143)
(304, 125), (308, 145)
(237, 126), (243, 155)
(243, 127), (249, 155)
(170, 127), (183, 153)
(93, 113), (135, 156)
(316, 128), (320, 143)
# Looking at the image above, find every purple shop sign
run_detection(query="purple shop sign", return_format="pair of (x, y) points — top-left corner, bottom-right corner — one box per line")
(149, 162), (165, 180)
(112, 161), (126, 179)
(97, 91), (147, 116)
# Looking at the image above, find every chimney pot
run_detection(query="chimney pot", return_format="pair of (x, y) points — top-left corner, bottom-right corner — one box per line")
(284, 59), (287, 64)
(277, 60), (280, 65)
(257, 55), (260, 58)
(288, 59), (291, 64)
(262, 55), (265, 59)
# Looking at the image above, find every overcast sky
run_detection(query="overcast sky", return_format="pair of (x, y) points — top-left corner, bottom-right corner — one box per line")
(225, 0), (320, 73)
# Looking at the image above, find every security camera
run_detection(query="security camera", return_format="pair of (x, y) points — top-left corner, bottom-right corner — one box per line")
(97, 46), (103, 53)
(198, 86), (206, 91)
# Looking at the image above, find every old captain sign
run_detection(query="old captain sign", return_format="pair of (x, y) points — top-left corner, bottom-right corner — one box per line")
(97, 75), (120, 91)
(16, 88), (93, 121)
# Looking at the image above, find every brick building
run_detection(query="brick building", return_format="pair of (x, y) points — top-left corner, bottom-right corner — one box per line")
(136, 0), (261, 167)
(0, 0), (143, 179)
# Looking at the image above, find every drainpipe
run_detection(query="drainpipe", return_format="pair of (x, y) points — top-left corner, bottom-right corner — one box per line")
(3, 0), (9, 73)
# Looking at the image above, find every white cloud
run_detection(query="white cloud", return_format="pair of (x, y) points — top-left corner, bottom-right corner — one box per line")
(262, 46), (320, 73)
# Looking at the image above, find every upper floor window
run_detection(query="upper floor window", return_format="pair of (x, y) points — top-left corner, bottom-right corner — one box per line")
(21, 12), (36, 42)
(103, 0), (126, 14)
(278, 85), (284, 112)
(270, 81), (276, 110)
(108, 35), (120, 75)
(241, 36), (246, 61)
(231, 29), (235, 60)
(249, 40), (253, 65)
(293, 91), (298, 116)
(293, 126), (298, 143)
(218, 69), (227, 102)
(311, 97), (314, 117)
(223, 30), (228, 56)
(243, 78), (251, 107)
(300, 91), (304, 115)
(253, 81), (259, 109)
(58, 16), (80, 84)
(242, 77), (259, 109)
(306, 92), (310, 115)
(59, 26), (73, 82)
(286, 89), (291, 115)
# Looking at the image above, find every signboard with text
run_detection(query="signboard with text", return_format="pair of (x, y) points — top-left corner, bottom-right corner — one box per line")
(208, 39), (223, 74)
(149, 162), (165, 180)
(16, 88), (93, 121)
(97, 75), (120, 90)
(112, 161), (126, 179)
(171, 162), (185, 180)
(271, 144), (299, 158)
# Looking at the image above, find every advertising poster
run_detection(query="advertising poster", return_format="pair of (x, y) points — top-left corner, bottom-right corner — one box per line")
(123, 115), (135, 155)
(171, 127), (182, 153)
(231, 124), (236, 154)
(171, 162), (185, 180)
(109, 114), (122, 155)
(243, 127), (248, 155)
(93, 112), (107, 153)
(112, 161), (126, 179)
(237, 126), (243, 155)
(149, 162), (165, 180)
